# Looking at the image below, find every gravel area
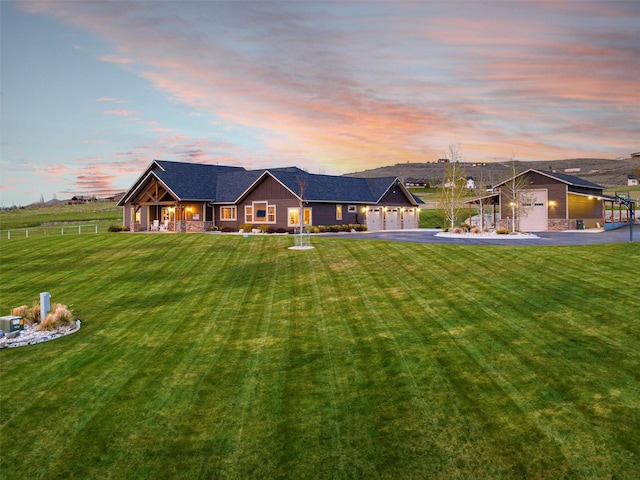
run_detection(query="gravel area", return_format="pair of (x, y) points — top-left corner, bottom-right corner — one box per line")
(0, 320), (81, 349)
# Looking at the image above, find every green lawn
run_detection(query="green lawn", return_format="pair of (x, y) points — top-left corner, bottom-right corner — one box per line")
(1, 233), (638, 479)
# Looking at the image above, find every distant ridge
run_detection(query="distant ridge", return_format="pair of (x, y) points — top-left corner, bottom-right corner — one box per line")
(344, 157), (640, 188)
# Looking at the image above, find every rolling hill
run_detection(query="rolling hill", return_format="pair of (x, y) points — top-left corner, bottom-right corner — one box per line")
(345, 157), (640, 188)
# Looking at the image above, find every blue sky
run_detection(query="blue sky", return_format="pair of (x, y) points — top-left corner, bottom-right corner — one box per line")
(1, 0), (638, 206)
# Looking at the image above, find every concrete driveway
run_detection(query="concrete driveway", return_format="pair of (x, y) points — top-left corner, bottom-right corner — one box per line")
(325, 226), (639, 246)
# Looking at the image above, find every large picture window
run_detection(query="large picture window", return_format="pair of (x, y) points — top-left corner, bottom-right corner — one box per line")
(220, 206), (236, 221)
(288, 207), (312, 226)
(246, 201), (276, 223)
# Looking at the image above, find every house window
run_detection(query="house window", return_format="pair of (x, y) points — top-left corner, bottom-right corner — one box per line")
(220, 207), (236, 221)
(336, 205), (343, 220)
(288, 207), (312, 226)
(247, 202), (275, 223)
(348, 205), (357, 213)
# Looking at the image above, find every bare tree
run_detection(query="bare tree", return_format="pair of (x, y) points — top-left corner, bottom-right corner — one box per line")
(438, 142), (467, 229)
(296, 175), (307, 247)
(500, 155), (533, 232)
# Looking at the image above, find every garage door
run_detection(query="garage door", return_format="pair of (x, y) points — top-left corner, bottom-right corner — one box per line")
(385, 208), (401, 229)
(402, 208), (419, 229)
(366, 208), (384, 231)
(518, 189), (548, 231)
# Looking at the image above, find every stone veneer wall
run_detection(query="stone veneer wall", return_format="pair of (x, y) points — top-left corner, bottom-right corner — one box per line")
(548, 219), (569, 231)
(175, 221), (213, 233)
(131, 222), (140, 232)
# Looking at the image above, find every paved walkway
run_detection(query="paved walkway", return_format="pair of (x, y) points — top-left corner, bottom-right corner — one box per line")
(325, 226), (639, 246)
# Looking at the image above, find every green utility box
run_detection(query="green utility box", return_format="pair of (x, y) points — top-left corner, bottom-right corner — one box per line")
(0, 315), (24, 332)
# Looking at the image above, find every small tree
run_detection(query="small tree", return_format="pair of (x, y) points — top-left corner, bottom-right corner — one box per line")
(438, 142), (467, 229)
(500, 156), (533, 232)
(296, 175), (307, 247)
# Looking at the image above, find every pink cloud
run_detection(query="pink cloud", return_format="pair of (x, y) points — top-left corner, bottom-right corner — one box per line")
(104, 109), (140, 116)
(13, 1), (639, 172)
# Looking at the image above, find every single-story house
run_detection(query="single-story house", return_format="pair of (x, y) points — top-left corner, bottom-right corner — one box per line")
(628, 175), (638, 187)
(117, 160), (423, 232)
(466, 169), (611, 231)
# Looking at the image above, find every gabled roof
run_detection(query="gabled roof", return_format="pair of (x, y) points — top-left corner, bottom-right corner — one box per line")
(494, 168), (604, 190)
(152, 160), (246, 200)
(118, 160), (246, 205)
(119, 160), (422, 206)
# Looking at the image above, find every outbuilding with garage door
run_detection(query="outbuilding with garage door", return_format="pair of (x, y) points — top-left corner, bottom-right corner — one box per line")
(492, 169), (607, 231)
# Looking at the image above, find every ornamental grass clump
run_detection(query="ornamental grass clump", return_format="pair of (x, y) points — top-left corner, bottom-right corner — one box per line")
(11, 302), (40, 326)
(37, 304), (75, 331)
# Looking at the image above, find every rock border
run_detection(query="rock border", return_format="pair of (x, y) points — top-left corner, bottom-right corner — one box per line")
(0, 320), (81, 349)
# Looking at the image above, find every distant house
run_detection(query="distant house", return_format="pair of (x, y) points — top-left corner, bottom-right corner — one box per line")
(437, 158), (450, 164)
(118, 160), (423, 232)
(404, 177), (427, 187)
(67, 195), (91, 205)
(628, 175), (639, 187)
(465, 177), (475, 189)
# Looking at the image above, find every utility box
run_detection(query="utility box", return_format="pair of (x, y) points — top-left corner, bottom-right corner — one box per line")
(0, 315), (24, 332)
(40, 292), (51, 322)
(576, 220), (584, 230)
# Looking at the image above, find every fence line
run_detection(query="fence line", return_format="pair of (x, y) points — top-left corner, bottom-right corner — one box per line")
(0, 224), (102, 239)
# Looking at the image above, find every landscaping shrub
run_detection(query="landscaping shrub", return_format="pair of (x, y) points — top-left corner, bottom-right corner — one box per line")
(451, 227), (464, 234)
(238, 223), (253, 233)
(275, 227), (289, 234)
(470, 226), (482, 234)
(38, 304), (74, 331)
(495, 227), (510, 234)
(220, 226), (234, 233)
(11, 302), (40, 326)
(318, 225), (327, 233)
(108, 224), (129, 232)
(258, 225), (270, 233)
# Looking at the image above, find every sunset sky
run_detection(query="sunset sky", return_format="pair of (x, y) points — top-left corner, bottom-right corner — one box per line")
(1, 0), (638, 206)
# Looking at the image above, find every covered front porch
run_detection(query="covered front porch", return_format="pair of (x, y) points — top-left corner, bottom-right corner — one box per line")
(126, 176), (214, 232)
(130, 203), (214, 232)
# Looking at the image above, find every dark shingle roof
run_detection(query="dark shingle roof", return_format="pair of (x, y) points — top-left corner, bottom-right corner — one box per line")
(539, 170), (604, 189)
(153, 161), (245, 200)
(494, 168), (604, 190)
(268, 167), (401, 203)
(122, 160), (420, 205)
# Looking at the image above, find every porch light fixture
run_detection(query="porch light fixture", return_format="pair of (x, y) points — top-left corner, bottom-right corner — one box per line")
(549, 200), (557, 207)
